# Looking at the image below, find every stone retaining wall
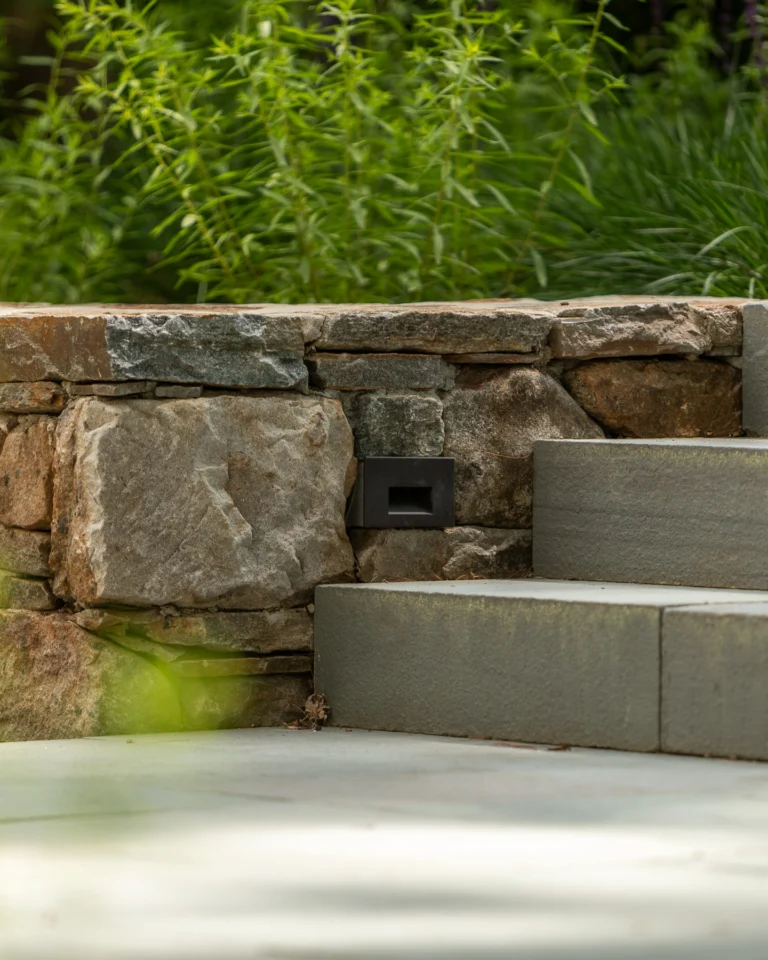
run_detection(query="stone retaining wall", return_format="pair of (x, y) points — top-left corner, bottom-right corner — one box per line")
(0, 297), (749, 740)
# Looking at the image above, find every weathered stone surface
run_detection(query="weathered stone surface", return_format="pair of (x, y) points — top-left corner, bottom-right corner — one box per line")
(533, 437), (768, 590)
(155, 385), (204, 399)
(444, 353), (541, 365)
(743, 301), (768, 435)
(0, 416), (56, 530)
(169, 655), (312, 679)
(693, 303), (742, 351)
(563, 360), (741, 438)
(178, 674), (311, 731)
(442, 368), (603, 527)
(315, 580), (669, 750)
(0, 572), (55, 610)
(309, 353), (453, 390)
(551, 302), (727, 359)
(351, 527), (532, 582)
(0, 525), (50, 576)
(65, 381), (156, 397)
(316, 305), (551, 354)
(0, 415), (14, 453)
(0, 382), (66, 414)
(0, 611), (182, 741)
(0, 310), (306, 388)
(74, 608), (314, 653)
(52, 397), (355, 609)
(354, 393), (444, 457)
(662, 603), (768, 761)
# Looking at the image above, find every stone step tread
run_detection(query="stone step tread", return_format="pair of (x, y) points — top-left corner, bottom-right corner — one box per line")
(537, 437), (768, 449)
(321, 578), (768, 606)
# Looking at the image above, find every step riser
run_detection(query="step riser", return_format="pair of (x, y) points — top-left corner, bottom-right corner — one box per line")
(315, 582), (768, 759)
(662, 603), (768, 761)
(533, 440), (768, 591)
(316, 588), (659, 751)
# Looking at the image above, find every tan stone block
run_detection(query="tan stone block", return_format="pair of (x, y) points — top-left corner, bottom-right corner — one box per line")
(563, 360), (741, 438)
(0, 611), (182, 741)
(0, 416), (56, 529)
(0, 382), (66, 414)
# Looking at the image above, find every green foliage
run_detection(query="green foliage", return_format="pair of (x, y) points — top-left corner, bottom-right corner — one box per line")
(3, 0), (767, 305)
(0, 0), (622, 303)
(550, 98), (768, 299)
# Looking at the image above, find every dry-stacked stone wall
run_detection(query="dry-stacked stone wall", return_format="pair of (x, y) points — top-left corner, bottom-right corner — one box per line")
(0, 297), (747, 740)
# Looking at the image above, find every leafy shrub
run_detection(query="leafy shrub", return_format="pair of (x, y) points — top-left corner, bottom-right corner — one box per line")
(0, 0), (621, 303)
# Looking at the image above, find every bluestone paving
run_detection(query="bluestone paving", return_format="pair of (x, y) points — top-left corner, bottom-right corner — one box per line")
(2, 728), (768, 958)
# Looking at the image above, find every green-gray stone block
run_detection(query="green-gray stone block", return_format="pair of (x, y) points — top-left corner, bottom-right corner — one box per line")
(315, 579), (766, 751)
(534, 437), (768, 590)
(663, 602), (768, 760)
(743, 302), (768, 435)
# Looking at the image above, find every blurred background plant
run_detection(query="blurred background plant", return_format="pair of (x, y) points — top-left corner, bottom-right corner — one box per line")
(0, 0), (766, 303)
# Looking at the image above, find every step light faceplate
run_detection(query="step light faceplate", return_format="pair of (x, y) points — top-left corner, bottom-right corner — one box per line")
(346, 457), (455, 529)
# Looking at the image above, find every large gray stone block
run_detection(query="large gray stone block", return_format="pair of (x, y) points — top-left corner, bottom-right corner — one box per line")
(662, 603), (768, 760)
(534, 438), (768, 590)
(443, 368), (603, 527)
(315, 304), (552, 354)
(52, 396), (355, 609)
(742, 301), (768, 434)
(353, 393), (444, 458)
(315, 579), (764, 750)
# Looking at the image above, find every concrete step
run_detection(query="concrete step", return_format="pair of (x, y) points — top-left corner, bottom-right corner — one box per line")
(314, 579), (768, 757)
(533, 437), (768, 591)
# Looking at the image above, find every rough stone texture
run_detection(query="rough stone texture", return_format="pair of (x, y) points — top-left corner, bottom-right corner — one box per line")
(351, 527), (532, 582)
(534, 437), (768, 590)
(0, 525), (50, 577)
(0, 382), (66, 414)
(315, 580), (676, 751)
(308, 353), (453, 391)
(178, 674), (311, 731)
(444, 353), (542, 365)
(0, 311), (306, 388)
(73, 608), (314, 653)
(0, 611), (182, 741)
(316, 305), (551, 354)
(662, 603), (768, 761)
(65, 381), (156, 397)
(550, 302), (736, 360)
(0, 415), (14, 453)
(169, 655), (312, 679)
(563, 359), (741, 438)
(155, 385), (204, 399)
(0, 572), (55, 610)
(52, 396), (355, 609)
(0, 416), (56, 530)
(742, 301), (768, 435)
(443, 368), (603, 527)
(354, 393), (444, 458)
